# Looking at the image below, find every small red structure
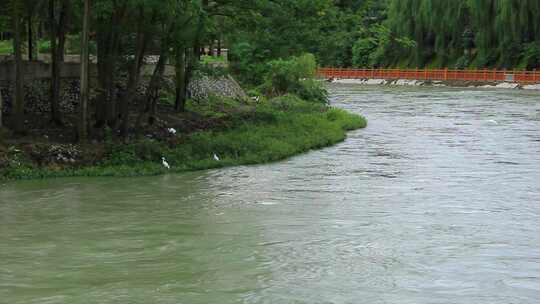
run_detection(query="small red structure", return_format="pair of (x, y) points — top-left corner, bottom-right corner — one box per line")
(317, 68), (540, 84)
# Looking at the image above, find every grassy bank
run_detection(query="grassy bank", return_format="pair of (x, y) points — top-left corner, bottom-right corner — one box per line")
(0, 40), (12, 54)
(0, 96), (366, 181)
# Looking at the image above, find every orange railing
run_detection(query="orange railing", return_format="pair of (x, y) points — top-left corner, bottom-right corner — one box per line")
(317, 68), (540, 84)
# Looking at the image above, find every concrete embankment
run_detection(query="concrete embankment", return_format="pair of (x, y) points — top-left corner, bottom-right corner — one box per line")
(329, 78), (540, 91)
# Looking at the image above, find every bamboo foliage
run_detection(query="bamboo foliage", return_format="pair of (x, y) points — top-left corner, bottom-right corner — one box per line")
(385, 0), (540, 68)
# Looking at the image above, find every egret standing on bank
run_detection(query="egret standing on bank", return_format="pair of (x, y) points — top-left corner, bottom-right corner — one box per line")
(162, 157), (171, 169)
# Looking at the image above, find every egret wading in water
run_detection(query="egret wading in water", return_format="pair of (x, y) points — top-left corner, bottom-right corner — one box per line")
(213, 153), (220, 161)
(162, 157), (171, 169)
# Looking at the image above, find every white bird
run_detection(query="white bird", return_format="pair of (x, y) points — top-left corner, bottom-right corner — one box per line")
(213, 153), (220, 161)
(167, 128), (177, 135)
(162, 157), (171, 169)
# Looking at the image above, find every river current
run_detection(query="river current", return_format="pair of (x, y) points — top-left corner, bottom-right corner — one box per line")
(1, 85), (540, 303)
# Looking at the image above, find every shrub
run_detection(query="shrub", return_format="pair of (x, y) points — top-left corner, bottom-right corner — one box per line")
(264, 53), (317, 93)
(522, 42), (540, 70)
(294, 53), (317, 78)
(368, 25), (417, 67)
(133, 139), (166, 161)
(455, 55), (471, 70)
(352, 38), (377, 68)
(269, 94), (326, 113)
(195, 63), (230, 78)
(38, 40), (51, 54)
(0, 40), (12, 55)
(201, 55), (227, 65)
(36, 36), (97, 55)
(293, 79), (328, 104)
(229, 41), (269, 85)
(261, 53), (327, 103)
(263, 58), (298, 94)
(472, 50), (497, 68)
(66, 34), (97, 55)
(246, 88), (263, 98)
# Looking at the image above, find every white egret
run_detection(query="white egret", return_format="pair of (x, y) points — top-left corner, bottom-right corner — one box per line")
(168, 128), (177, 135)
(162, 157), (171, 169)
(213, 153), (220, 161)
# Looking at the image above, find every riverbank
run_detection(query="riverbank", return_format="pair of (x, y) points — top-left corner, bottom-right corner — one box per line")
(0, 95), (366, 181)
(329, 78), (540, 90)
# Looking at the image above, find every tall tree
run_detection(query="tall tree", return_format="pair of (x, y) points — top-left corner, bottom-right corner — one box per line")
(94, 0), (128, 128)
(79, 0), (90, 141)
(49, 0), (69, 125)
(0, 87), (3, 128)
(26, 4), (33, 61)
(174, 47), (187, 112)
(12, 0), (25, 134)
(118, 5), (153, 137)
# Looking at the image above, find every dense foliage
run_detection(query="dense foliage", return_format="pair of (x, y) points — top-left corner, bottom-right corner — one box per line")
(1, 0), (537, 141)
(381, 0), (540, 69)
(1, 0), (371, 180)
(226, 0), (540, 70)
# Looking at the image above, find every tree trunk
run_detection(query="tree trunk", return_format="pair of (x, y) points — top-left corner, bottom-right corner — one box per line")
(147, 53), (167, 121)
(57, 0), (68, 62)
(186, 47), (195, 92)
(96, 41), (120, 128)
(135, 49), (167, 135)
(79, 0), (90, 141)
(184, 46), (197, 104)
(13, 1), (25, 134)
(49, 0), (62, 125)
(217, 38), (221, 57)
(119, 8), (149, 137)
(96, 32), (115, 127)
(38, 21), (43, 40)
(195, 46), (202, 60)
(0, 88), (3, 128)
(27, 9), (33, 61)
(95, 4), (126, 128)
(174, 47), (186, 112)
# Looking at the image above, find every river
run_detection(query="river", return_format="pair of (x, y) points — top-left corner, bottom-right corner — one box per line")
(1, 85), (540, 303)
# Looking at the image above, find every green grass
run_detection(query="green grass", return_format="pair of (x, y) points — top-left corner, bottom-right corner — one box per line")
(0, 40), (12, 55)
(201, 55), (227, 65)
(0, 36), (97, 56)
(1, 96), (367, 181)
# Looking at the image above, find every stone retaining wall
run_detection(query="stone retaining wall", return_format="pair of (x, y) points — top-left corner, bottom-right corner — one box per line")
(189, 74), (247, 102)
(0, 73), (246, 116)
(0, 61), (83, 81)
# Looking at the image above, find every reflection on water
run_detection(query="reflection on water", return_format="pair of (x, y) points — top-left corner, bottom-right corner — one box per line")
(1, 85), (540, 303)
